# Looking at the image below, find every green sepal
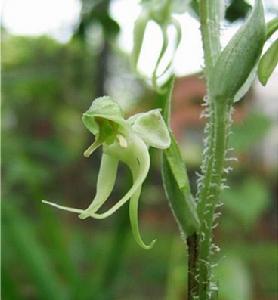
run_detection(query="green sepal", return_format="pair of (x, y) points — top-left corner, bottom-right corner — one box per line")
(258, 38), (278, 86)
(82, 96), (125, 135)
(211, 0), (265, 102)
(82, 96), (126, 156)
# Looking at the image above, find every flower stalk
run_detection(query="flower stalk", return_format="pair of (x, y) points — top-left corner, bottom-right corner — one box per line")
(194, 0), (265, 298)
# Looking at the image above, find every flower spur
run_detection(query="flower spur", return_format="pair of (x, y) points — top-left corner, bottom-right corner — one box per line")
(43, 96), (170, 249)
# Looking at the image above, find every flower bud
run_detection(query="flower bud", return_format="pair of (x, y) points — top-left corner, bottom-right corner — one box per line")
(211, 0), (265, 103)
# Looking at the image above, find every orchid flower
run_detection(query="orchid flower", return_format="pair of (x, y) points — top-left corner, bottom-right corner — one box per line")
(132, 0), (182, 92)
(43, 96), (170, 249)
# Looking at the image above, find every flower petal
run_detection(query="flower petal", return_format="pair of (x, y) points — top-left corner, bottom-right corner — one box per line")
(129, 109), (170, 149)
(89, 135), (150, 219)
(79, 153), (119, 219)
(152, 27), (169, 90)
(42, 200), (84, 214)
(129, 186), (156, 249)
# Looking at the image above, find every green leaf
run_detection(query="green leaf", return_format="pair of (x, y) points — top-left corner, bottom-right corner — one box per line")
(162, 155), (199, 237)
(233, 64), (257, 102)
(162, 76), (175, 122)
(164, 132), (190, 192)
(258, 38), (278, 86)
(211, 0), (265, 102)
(265, 17), (278, 40)
(2, 204), (66, 300)
(161, 77), (199, 237)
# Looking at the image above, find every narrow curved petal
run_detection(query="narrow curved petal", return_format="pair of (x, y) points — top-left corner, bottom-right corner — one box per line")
(152, 27), (168, 91)
(79, 153), (119, 219)
(42, 200), (84, 214)
(90, 136), (150, 219)
(129, 186), (156, 249)
(155, 18), (181, 79)
(42, 154), (118, 217)
(131, 11), (149, 71)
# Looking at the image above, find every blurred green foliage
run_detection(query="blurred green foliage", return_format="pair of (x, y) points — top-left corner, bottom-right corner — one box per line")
(230, 112), (272, 153)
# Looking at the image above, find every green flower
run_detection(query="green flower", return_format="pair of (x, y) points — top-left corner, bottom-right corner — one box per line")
(132, 0), (182, 92)
(43, 96), (170, 249)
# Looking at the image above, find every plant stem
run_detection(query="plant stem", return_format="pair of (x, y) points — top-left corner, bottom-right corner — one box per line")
(187, 233), (198, 299)
(199, 0), (222, 82)
(197, 102), (230, 299)
(195, 1), (229, 299)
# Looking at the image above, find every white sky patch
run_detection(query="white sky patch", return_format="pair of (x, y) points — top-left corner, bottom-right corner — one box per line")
(1, 0), (81, 42)
(1, 0), (277, 75)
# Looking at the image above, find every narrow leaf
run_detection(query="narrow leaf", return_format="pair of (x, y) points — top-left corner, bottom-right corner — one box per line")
(3, 204), (66, 300)
(165, 132), (190, 192)
(266, 17), (278, 40)
(233, 64), (257, 102)
(161, 77), (199, 237)
(258, 38), (278, 86)
(162, 155), (199, 237)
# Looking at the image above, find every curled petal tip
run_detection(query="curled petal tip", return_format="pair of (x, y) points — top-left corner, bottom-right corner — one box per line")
(144, 239), (157, 250)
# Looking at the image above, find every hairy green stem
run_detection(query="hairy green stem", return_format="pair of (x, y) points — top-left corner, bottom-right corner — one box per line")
(197, 102), (230, 299)
(199, 0), (222, 84)
(195, 1), (227, 299)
